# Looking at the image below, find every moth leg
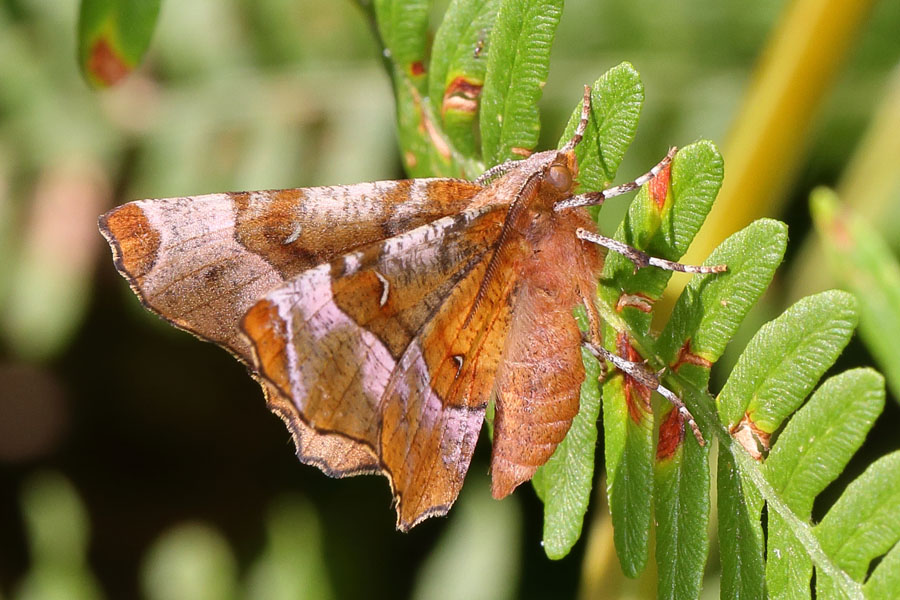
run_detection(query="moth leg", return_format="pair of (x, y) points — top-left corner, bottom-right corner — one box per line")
(578, 291), (608, 381)
(575, 228), (727, 275)
(554, 147), (677, 212)
(582, 341), (705, 446)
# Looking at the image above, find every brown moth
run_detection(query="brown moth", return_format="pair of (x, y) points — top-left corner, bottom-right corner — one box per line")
(100, 88), (723, 531)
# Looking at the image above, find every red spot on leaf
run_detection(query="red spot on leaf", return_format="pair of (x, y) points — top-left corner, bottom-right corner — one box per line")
(88, 37), (131, 87)
(616, 292), (654, 313)
(617, 333), (651, 424)
(830, 216), (853, 249)
(410, 61), (426, 77)
(648, 163), (671, 211)
(656, 408), (685, 460)
(441, 77), (483, 116)
(670, 339), (713, 372)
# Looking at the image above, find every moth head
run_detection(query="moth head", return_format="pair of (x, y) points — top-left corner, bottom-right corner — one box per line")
(542, 151), (578, 197)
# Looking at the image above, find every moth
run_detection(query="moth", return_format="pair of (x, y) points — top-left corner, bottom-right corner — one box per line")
(99, 88), (723, 531)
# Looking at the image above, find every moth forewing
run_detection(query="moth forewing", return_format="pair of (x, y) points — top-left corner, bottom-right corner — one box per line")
(97, 181), (484, 359)
(239, 203), (514, 531)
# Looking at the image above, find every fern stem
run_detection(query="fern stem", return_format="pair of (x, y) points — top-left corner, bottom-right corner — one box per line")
(730, 449), (864, 599)
(673, 373), (866, 599)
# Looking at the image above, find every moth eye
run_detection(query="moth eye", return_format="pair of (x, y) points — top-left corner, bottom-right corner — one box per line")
(547, 164), (573, 191)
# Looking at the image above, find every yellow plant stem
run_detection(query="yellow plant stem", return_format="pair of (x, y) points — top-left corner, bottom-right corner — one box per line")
(667, 0), (874, 306)
(578, 477), (656, 600)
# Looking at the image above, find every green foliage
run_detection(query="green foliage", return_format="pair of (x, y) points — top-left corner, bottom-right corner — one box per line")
(717, 291), (858, 433)
(657, 219), (788, 373)
(557, 64), (643, 194)
(428, 0), (499, 158)
(816, 452), (900, 597)
(373, 0), (430, 71)
(653, 435), (708, 600)
(864, 540), (900, 599)
(766, 369), (884, 598)
(479, 0), (563, 165)
(652, 216), (789, 598)
(370, 0), (568, 178)
(711, 291), (877, 599)
(717, 446), (766, 599)
(375, 0), (455, 178)
(77, 0), (160, 87)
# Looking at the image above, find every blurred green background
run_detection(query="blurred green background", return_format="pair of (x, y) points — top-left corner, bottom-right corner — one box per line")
(1, 0), (899, 598)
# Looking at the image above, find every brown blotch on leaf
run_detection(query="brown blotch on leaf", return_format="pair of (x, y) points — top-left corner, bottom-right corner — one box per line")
(670, 339), (713, 372)
(424, 116), (452, 161)
(616, 292), (654, 313)
(511, 147), (533, 158)
(98, 203), (159, 279)
(442, 96), (478, 115)
(409, 86), (452, 161)
(617, 332), (652, 424)
(656, 407), (685, 460)
(730, 413), (771, 460)
(648, 162), (672, 211)
(441, 77), (483, 116)
(88, 37), (131, 87)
